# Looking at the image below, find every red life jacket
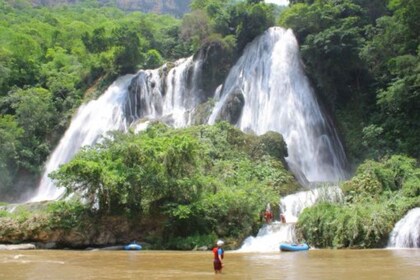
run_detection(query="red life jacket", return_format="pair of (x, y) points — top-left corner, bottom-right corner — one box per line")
(212, 247), (224, 260)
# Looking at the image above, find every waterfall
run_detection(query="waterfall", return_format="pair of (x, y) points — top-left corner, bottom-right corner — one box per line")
(29, 76), (132, 202)
(388, 208), (420, 248)
(209, 27), (347, 184)
(29, 56), (206, 201)
(238, 186), (343, 252)
(238, 223), (297, 252)
(29, 26), (348, 214)
(126, 56), (205, 128)
(279, 186), (344, 223)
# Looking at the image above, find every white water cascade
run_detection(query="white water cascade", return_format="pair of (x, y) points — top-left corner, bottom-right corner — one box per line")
(126, 57), (203, 128)
(209, 27), (347, 184)
(29, 76), (132, 202)
(387, 208), (420, 248)
(29, 25), (348, 220)
(238, 186), (343, 252)
(30, 57), (204, 201)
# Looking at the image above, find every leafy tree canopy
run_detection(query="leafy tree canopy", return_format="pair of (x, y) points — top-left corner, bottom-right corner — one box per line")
(50, 122), (298, 244)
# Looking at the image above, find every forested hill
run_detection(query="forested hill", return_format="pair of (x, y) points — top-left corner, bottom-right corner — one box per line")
(18, 0), (191, 17)
(0, 0), (275, 200)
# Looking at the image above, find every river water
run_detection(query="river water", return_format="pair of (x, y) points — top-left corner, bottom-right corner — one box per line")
(1, 249), (419, 279)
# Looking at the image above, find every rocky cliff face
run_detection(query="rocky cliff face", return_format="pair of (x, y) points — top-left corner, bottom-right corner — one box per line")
(31, 0), (191, 17)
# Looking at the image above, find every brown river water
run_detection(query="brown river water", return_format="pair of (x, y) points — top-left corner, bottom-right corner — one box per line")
(0, 249), (419, 280)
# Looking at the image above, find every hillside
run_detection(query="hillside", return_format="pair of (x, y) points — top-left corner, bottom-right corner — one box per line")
(29, 0), (191, 17)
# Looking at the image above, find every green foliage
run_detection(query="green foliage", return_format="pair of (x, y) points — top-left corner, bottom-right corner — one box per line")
(0, 2), (187, 199)
(51, 127), (203, 216)
(47, 199), (86, 230)
(189, 0), (275, 55)
(11, 206), (32, 224)
(341, 160), (383, 201)
(342, 155), (419, 202)
(0, 87), (56, 175)
(281, 0), (368, 107)
(0, 210), (9, 218)
(298, 200), (400, 248)
(0, 0), (280, 201)
(0, 115), (23, 191)
(51, 122), (298, 246)
(361, 124), (386, 159)
(233, 2), (276, 52)
(82, 27), (109, 53)
(359, 0), (420, 158)
(298, 155), (419, 248)
(110, 25), (142, 74)
(180, 10), (211, 52)
(144, 49), (163, 69)
(280, 0), (419, 163)
(401, 170), (420, 198)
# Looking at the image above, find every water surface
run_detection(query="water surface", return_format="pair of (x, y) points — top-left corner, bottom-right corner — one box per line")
(1, 249), (418, 279)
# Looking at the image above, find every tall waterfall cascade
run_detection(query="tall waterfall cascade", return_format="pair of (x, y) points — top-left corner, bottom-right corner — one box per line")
(209, 27), (347, 184)
(30, 55), (208, 201)
(238, 186), (343, 252)
(30, 76), (132, 202)
(29, 26), (349, 216)
(388, 208), (420, 248)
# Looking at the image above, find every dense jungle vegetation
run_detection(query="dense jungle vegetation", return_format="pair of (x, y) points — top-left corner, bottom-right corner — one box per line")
(0, 0), (277, 198)
(281, 0), (420, 248)
(0, 0), (419, 249)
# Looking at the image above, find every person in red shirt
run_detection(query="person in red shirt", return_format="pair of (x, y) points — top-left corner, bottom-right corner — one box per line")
(212, 240), (224, 274)
(264, 209), (273, 224)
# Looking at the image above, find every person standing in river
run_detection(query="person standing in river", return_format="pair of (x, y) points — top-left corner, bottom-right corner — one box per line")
(212, 240), (224, 274)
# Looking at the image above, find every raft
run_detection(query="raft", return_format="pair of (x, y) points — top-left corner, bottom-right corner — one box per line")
(124, 243), (142, 250)
(279, 243), (309, 252)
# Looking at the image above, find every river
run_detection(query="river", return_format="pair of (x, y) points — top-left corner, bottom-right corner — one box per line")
(1, 249), (419, 279)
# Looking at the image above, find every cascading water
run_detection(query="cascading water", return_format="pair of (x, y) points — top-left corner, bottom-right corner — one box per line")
(238, 222), (297, 252)
(29, 26), (349, 253)
(205, 27), (349, 251)
(209, 27), (347, 184)
(125, 56), (206, 128)
(279, 186), (344, 223)
(387, 208), (420, 248)
(30, 56), (206, 201)
(29, 75), (132, 202)
(238, 186), (344, 252)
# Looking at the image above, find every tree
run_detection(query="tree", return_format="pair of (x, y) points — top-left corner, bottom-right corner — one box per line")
(0, 115), (23, 192)
(360, 0), (420, 157)
(180, 10), (211, 52)
(82, 27), (109, 53)
(234, 2), (275, 52)
(144, 49), (163, 69)
(50, 127), (202, 216)
(111, 25), (143, 74)
(8, 87), (56, 172)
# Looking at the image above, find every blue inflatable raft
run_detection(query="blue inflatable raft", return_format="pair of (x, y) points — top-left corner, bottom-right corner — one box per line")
(124, 243), (142, 250)
(279, 243), (309, 252)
